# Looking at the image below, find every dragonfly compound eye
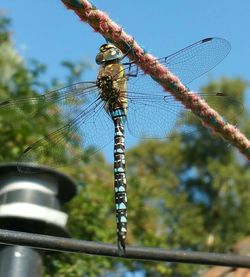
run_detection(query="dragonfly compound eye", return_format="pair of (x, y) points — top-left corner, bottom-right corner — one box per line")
(96, 44), (123, 64)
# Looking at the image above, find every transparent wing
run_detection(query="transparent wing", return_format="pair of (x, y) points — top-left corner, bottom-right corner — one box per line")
(0, 82), (115, 172)
(0, 82), (98, 121)
(125, 90), (242, 139)
(18, 99), (114, 172)
(1, 37), (233, 171)
(121, 37), (233, 136)
(124, 37), (231, 92)
(160, 37), (231, 85)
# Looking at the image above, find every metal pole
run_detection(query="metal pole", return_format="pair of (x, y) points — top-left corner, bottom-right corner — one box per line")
(0, 229), (250, 269)
(0, 163), (76, 277)
(0, 246), (43, 277)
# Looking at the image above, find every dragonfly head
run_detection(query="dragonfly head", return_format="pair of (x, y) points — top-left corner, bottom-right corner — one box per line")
(96, 44), (123, 65)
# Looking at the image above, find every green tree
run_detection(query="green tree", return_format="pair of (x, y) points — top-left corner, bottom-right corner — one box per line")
(124, 78), (250, 276)
(1, 12), (249, 277)
(48, 79), (249, 277)
(0, 13), (120, 276)
(0, 12), (91, 175)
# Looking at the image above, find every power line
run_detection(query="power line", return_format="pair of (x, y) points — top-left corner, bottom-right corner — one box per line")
(0, 229), (249, 268)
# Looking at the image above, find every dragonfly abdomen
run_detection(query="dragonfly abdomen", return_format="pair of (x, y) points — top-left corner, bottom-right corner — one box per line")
(111, 107), (127, 255)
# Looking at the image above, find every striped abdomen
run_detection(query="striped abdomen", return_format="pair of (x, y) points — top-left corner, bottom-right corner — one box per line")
(111, 107), (127, 255)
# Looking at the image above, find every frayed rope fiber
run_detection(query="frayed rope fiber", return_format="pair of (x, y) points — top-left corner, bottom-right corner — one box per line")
(61, 0), (250, 160)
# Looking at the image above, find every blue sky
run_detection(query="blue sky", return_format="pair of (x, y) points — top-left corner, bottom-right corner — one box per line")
(1, 0), (250, 160)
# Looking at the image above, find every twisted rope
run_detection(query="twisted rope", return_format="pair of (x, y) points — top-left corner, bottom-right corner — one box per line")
(61, 0), (250, 160)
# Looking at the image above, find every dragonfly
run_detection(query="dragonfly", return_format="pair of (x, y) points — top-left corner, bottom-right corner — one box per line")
(0, 37), (239, 255)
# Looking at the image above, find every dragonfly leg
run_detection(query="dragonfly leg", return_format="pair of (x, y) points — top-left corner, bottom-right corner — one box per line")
(126, 63), (139, 78)
(121, 38), (136, 63)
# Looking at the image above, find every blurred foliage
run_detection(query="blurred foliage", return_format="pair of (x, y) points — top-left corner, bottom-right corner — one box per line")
(0, 11), (89, 176)
(124, 78), (250, 276)
(1, 12), (250, 277)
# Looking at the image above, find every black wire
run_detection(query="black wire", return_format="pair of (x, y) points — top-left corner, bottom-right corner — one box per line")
(0, 229), (249, 268)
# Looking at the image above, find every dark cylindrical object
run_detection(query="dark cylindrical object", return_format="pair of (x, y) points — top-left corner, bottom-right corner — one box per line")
(0, 229), (250, 269)
(0, 246), (43, 277)
(0, 163), (76, 277)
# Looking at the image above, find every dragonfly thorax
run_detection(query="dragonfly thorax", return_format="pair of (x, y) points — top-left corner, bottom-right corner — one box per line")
(97, 75), (120, 103)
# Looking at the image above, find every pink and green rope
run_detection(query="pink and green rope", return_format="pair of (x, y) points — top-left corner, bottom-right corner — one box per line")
(61, 0), (250, 161)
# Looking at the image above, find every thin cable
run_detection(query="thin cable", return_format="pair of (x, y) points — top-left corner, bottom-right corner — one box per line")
(0, 229), (250, 268)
